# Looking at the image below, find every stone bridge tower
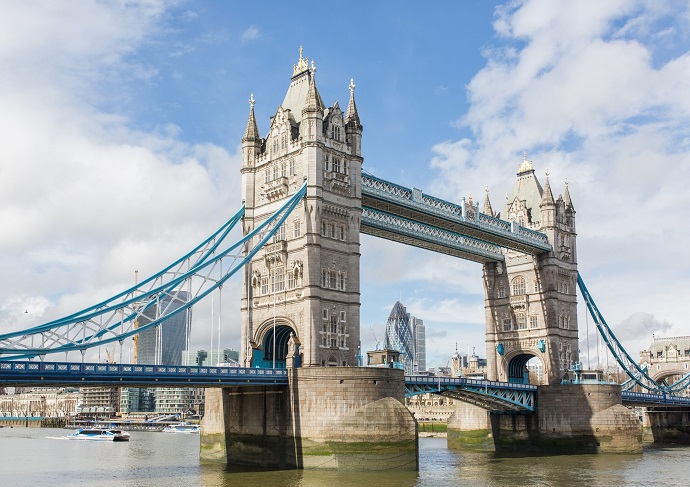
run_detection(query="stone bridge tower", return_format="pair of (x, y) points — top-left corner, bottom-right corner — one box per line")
(240, 49), (363, 368)
(483, 156), (578, 384)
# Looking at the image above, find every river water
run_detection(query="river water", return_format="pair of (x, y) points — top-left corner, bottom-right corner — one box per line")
(1, 428), (688, 486)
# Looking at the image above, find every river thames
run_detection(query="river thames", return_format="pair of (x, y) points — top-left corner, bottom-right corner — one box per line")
(1, 428), (689, 486)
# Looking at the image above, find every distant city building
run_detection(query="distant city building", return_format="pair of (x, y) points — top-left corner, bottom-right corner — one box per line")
(0, 387), (79, 418)
(366, 348), (403, 369)
(119, 291), (192, 415)
(182, 348), (240, 367)
(78, 386), (120, 416)
(154, 387), (204, 416)
(384, 301), (419, 375)
(451, 345), (487, 379)
(411, 316), (426, 373)
(137, 290), (191, 366)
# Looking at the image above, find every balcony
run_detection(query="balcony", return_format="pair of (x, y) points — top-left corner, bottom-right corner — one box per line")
(325, 171), (350, 193)
(265, 177), (288, 200)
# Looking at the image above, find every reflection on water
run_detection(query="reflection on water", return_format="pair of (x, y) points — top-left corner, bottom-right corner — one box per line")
(1, 428), (690, 487)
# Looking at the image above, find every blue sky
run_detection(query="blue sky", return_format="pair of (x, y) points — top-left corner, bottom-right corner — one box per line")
(1, 1), (689, 370)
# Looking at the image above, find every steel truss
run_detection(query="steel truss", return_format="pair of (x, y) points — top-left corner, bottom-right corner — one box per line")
(362, 174), (551, 254)
(361, 207), (505, 263)
(405, 375), (536, 412)
(0, 182), (308, 361)
(578, 273), (690, 394)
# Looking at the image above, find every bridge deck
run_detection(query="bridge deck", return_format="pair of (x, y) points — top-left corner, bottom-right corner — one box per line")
(0, 361), (287, 387)
(361, 174), (551, 261)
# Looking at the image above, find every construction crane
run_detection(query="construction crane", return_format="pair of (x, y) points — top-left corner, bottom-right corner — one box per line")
(370, 326), (381, 351)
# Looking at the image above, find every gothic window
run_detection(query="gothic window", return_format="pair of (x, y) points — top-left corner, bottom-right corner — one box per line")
(331, 124), (341, 141)
(264, 169), (270, 184)
(323, 154), (330, 172)
(281, 134), (287, 149)
(338, 272), (345, 291)
(260, 276), (269, 295)
(293, 220), (301, 238)
(287, 270), (296, 290)
(289, 159), (295, 176)
(272, 266), (284, 293)
(530, 315), (538, 329)
(340, 311), (346, 322)
(322, 309), (329, 321)
(502, 318), (512, 331)
(273, 136), (278, 153)
(281, 162), (286, 178)
(339, 225), (345, 241)
(516, 312), (526, 330)
(498, 284), (505, 299)
(321, 221), (327, 236)
(322, 269), (328, 287)
(329, 223), (335, 238)
(512, 276), (526, 295)
(273, 224), (285, 241)
(272, 164), (279, 181)
(329, 270), (336, 289)
(332, 157), (341, 173)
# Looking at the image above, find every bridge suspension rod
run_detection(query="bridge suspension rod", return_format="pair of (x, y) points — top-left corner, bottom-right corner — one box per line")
(577, 273), (690, 394)
(0, 182), (308, 360)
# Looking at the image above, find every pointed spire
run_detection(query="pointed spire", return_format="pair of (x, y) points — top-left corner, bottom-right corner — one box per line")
(345, 78), (362, 128)
(302, 68), (323, 114)
(518, 150), (534, 174)
(242, 93), (260, 142)
(483, 185), (494, 217)
(540, 168), (555, 207)
(564, 179), (575, 211)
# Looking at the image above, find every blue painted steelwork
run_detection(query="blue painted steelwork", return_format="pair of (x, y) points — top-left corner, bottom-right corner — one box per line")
(361, 207), (505, 263)
(361, 174), (551, 256)
(622, 391), (690, 407)
(578, 273), (690, 395)
(0, 181), (308, 361)
(404, 375), (537, 413)
(0, 360), (288, 387)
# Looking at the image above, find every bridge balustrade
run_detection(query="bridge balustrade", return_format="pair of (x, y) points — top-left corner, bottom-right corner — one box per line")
(0, 360), (288, 387)
(361, 174), (550, 251)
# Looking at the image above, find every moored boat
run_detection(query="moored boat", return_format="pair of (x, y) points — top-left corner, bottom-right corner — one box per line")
(67, 428), (130, 441)
(161, 422), (200, 434)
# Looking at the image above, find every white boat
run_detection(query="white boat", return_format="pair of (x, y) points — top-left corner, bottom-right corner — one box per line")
(161, 423), (200, 434)
(67, 428), (130, 441)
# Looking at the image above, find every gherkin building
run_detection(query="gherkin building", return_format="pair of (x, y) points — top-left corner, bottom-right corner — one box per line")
(384, 301), (415, 374)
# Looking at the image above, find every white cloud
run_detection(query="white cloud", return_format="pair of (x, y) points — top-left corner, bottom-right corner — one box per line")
(429, 0), (690, 362)
(241, 25), (259, 42)
(0, 1), (242, 360)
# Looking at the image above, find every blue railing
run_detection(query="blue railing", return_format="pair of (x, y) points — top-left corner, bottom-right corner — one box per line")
(0, 360), (288, 387)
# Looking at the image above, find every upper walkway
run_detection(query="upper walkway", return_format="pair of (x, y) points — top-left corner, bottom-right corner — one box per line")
(361, 174), (552, 263)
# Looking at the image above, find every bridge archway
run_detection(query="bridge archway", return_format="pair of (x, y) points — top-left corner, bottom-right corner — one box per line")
(652, 370), (687, 388)
(252, 321), (297, 369)
(506, 353), (546, 385)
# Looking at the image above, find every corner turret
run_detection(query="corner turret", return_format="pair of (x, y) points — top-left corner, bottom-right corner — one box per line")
(345, 79), (363, 157)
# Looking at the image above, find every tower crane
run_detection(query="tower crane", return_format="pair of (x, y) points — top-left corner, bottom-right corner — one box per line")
(370, 326), (381, 351)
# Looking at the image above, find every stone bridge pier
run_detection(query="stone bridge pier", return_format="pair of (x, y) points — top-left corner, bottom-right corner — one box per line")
(448, 384), (642, 453)
(200, 367), (418, 470)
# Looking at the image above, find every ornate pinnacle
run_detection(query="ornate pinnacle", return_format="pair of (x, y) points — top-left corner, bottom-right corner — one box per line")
(349, 78), (356, 96)
(249, 93), (255, 109)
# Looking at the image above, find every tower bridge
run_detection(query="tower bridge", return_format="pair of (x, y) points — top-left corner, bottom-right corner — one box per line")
(2, 49), (690, 468)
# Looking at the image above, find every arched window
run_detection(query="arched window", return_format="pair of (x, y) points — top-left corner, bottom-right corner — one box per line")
(512, 275), (526, 295)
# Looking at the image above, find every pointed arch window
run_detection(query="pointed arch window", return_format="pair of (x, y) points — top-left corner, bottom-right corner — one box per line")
(512, 276), (526, 295)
